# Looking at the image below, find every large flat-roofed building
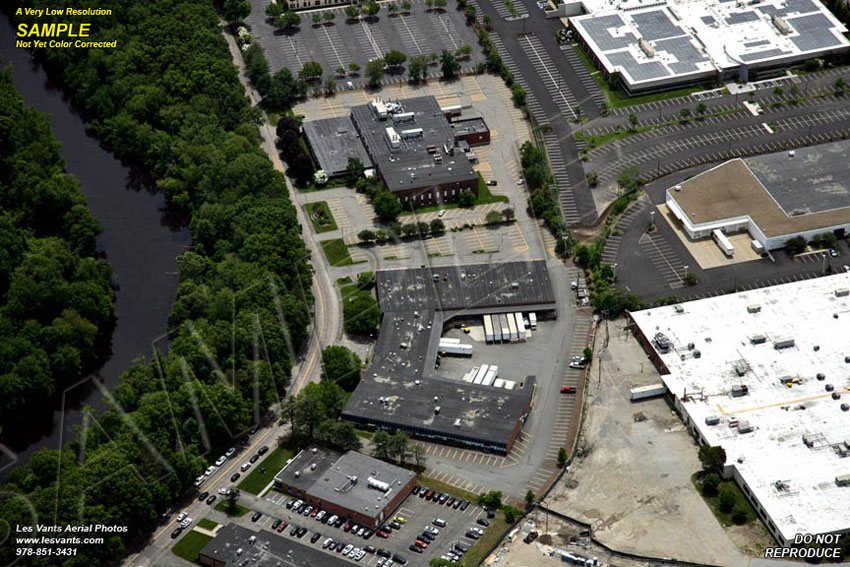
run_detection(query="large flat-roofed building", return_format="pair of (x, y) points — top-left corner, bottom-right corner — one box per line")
(665, 141), (850, 251)
(350, 96), (479, 205)
(342, 261), (555, 453)
(629, 273), (850, 546)
(273, 447), (416, 527)
(199, 523), (351, 567)
(302, 116), (373, 177)
(570, 0), (850, 93)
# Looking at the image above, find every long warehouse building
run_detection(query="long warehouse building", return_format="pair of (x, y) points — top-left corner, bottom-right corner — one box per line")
(629, 273), (850, 546)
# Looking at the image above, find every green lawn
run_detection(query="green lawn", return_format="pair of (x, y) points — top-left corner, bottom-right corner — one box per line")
(172, 530), (213, 563)
(693, 474), (758, 526)
(571, 44), (712, 108)
(213, 501), (250, 517)
(354, 429), (373, 440)
(321, 238), (354, 266)
(237, 447), (295, 495)
(197, 518), (218, 531)
(400, 173), (508, 216)
(305, 201), (339, 233)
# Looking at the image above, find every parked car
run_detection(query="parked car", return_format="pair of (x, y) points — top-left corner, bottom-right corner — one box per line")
(376, 530), (389, 538)
(389, 521), (401, 530)
(569, 356), (587, 369)
(364, 545), (376, 553)
(327, 514), (338, 525)
(311, 532), (322, 544)
(290, 525), (299, 536)
(412, 485), (421, 495)
(206, 495), (216, 505)
(408, 544), (423, 554)
(296, 502), (307, 514)
(316, 510), (326, 522)
(204, 465), (216, 476)
(393, 553), (407, 565)
(393, 516), (406, 524)
(829, 248), (838, 257)
(215, 455), (227, 466)
(230, 473), (241, 482)
(486, 180), (497, 186)
(377, 548), (391, 558)
(460, 500), (470, 511)
(323, 537), (333, 548)
(170, 528), (183, 539)
(560, 386), (576, 393)
(258, 445), (269, 455)
(276, 521), (288, 533)
(419, 532), (434, 542)
(465, 530), (480, 540)
(251, 512), (262, 522)
(344, 521), (354, 532)
(477, 517), (490, 527)
(225, 447), (236, 457)
(249, 454), (259, 464)
(433, 518), (446, 527)
(414, 539), (428, 549)
(438, 209), (446, 217)
(424, 526), (439, 536)
(445, 497), (455, 507)
(363, 528), (374, 539)
(181, 517), (193, 529)
(176, 512), (187, 523)
(297, 527), (308, 538)
(303, 506), (313, 516)
(452, 499), (462, 509)
(240, 463), (251, 472)
(343, 544), (354, 555)
(357, 526), (366, 537)
(218, 488), (230, 495)
(439, 493), (449, 504)
(198, 491), (209, 501)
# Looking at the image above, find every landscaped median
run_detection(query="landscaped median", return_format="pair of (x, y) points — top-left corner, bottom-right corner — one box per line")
(171, 530), (214, 563)
(305, 201), (338, 233)
(320, 238), (357, 266)
(237, 446), (295, 495)
(213, 500), (250, 517)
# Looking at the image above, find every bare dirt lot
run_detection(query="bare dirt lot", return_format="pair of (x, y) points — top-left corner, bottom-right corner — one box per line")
(544, 320), (754, 567)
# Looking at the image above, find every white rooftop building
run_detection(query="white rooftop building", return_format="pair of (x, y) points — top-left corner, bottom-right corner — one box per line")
(569, 0), (850, 93)
(629, 274), (850, 545)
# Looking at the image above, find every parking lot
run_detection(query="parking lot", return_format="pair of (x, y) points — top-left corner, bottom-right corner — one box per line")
(246, 0), (483, 90)
(247, 486), (491, 566)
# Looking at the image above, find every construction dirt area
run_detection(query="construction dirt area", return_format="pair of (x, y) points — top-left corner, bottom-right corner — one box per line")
(543, 317), (772, 567)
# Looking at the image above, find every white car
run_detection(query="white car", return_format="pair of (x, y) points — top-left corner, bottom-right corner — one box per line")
(241, 462), (251, 472)
(225, 447), (236, 457)
(215, 456), (227, 467)
(342, 544), (353, 555)
(327, 514), (338, 525)
(322, 538), (333, 548)
(517, 178), (524, 185)
(355, 549), (366, 561)
(180, 517), (193, 529)
(438, 209), (446, 217)
(204, 465), (216, 476)
(473, 526), (484, 535)
(193, 476), (205, 487)
(569, 356), (587, 369)
(176, 512), (187, 523)
(349, 547), (360, 558)
(218, 488), (230, 495)
(424, 525), (439, 535)
(316, 510), (326, 521)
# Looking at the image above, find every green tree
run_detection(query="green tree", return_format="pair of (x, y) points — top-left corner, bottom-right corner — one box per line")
(502, 208), (515, 221)
(524, 490), (535, 509)
(835, 76), (847, 91)
(322, 345), (362, 391)
(464, 4), (476, 21)
(440, 50), (461, 79)
(349, 62), (361, 74)
(324, 10), (336, 21)
(323, 76), (337, 94)
(300, 61), (323, 81)
(373, 430), (393, 460)
(679, 107), (692, 121)
(312, 12), (322, 24)
(385, 50), (408, 68)
(683, 270), (698, 286)
(389, 431), (410, 464)
(784, 235), (807, 255)
(388, 3), (399, 12)
(458, 189), (476, 207)
(557, 447), (568, 467)
(366, 58), (386, 88)
(702, 473), (721, 497)
(511, 83), (526, 106)
(266, 67), (307, 109)
(372, 190), (402, 222)
(408, 56), (428, 82)
(402, 0), (412, 9)
(345, 5), (361, 19)
(224, 0), (251, 23)
(275, 10), (301, 31)
(698, 445), (727, 474)
(731, 505), (748, 525)
(483, 13), (492, 28)
(429, 219), (446, 234)
(266, 2), (287, 19)
(477, 490), (503, 509)
(695, 102), (707, 116)
(718, 485), (737, 513)
(363, 0), (381, 16)
(503, 505), (521, 523)
(343, 292), (382, 336)
(628, 113), (639, 130)
(617, 167), (643, 193)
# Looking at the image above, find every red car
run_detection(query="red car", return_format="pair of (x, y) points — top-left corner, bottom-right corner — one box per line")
(415, 539), (428, 549)
(560, 386), (576, 393)
(376, 530), (389, 539)
(310, 508), (318, 517)
(343, 521), (354, 532)
(276, 521), (288, 533)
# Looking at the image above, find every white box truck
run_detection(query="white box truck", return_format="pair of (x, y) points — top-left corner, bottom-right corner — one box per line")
(514, 313), (526, 342)
(483, 315), (495, 343)
(528, 312), (537, 330)
(499, 314), (510, 341)
(507, 313), (518, 342)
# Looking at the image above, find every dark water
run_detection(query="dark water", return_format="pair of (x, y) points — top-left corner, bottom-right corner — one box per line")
(0, 14), (190, 476)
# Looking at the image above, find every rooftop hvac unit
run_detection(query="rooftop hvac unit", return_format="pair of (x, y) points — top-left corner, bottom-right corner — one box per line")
(639, 38), (656, 57)
(750, 334), (767, 345)
(835, 288), (849, 297)
(367, 477), (390, 492)
(731, 385), (749, 397)
(705, 415), (720, 426)
(674, 305), (684, 314)
(385, 127), (401, 150)
(836, 474), (850, 487)
(771, 13), (791, 34)
(774, 337), (795, 350)
(392, 112), (415, 123)
(803, 433), (817, 447)
(747, 304), (761, 313)
(400, 128), (423, 140)
(737, 421), (753, 434)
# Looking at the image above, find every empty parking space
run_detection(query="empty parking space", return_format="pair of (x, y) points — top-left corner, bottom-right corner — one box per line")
(391, 14), (432, 55)
(327, 198), (351, 230)
(314, 23), (351, 72)
(639, 231), (687, 289)
(518, 34), (578, 119)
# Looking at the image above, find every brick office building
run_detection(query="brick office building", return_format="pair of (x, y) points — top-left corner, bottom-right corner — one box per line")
(273, 448), (416, 528)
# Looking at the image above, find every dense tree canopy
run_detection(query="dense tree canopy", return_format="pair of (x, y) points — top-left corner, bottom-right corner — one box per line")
(0, 1), (313, 565)
(0, 69), (115, 430)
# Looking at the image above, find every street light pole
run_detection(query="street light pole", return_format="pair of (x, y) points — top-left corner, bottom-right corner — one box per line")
(683, 265), (689, 281)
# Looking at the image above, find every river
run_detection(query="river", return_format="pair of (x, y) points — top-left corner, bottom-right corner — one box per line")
(0, 14), (190, 476)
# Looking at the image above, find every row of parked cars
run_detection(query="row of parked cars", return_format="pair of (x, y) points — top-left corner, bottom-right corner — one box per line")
(412, 484), (471, 510)
(283, 498), (405, 539)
